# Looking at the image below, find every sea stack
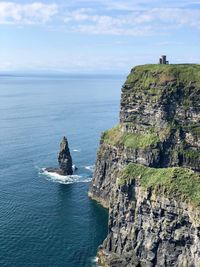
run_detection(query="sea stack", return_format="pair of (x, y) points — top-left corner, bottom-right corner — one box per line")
(45, 136), (73, 175)
(58, 136), (73, 175)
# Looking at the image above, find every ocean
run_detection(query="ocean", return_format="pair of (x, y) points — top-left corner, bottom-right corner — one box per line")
(0, 74), (124, 267)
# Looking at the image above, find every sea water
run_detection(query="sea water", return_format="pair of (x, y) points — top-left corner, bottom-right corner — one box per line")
(0, 74), (124, 267)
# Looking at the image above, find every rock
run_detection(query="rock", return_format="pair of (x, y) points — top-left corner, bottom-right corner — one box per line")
(45, 136), (73, 176)
(101, 181), (200, 267)
(89, 64), (200, 267)
(72, 164), (78, 172)
(58, 136), (73, 175)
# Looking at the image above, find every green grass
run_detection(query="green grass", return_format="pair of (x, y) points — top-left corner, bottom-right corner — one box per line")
(125, 64), (200, 108)
(183, 149), (199, 159)
(101, 125), (160, 149)
(119, 163), (200, 206)
(127, 64), (200, 87)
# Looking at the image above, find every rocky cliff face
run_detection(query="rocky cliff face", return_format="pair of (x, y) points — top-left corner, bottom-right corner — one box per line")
(97, 165), (200, 267)
(89, 64), (200, 266)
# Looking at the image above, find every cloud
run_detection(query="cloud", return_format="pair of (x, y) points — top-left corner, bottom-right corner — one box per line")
(0, 2), (58, 24)
(63, 7), (200, 36)
(1, 1), (200, 35)
(63, 8), (153, 36)
(60, 0), (200, 11)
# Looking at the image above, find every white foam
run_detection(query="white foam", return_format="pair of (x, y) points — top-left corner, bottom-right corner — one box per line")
(85, 165), (95, 172)
(73, 149), (80, 152)
(91, 257), (98, 263)
(91, 256), (102, 267)
(72, 164), (77, 171)
(40, 168), (91, 184)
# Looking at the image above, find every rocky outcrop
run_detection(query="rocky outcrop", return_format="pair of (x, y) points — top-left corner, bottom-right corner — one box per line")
(58, 136), (73, 175)
(89, 64), (200, 266)
(46, 136), (73, 175)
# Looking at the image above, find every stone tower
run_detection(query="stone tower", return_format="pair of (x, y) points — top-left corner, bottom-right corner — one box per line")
(159, 55), (169, 64)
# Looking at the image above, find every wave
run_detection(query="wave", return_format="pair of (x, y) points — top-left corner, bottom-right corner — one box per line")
(73, 149), (81, 152)
(90, 256), (98, 267)
(39, 168), (92, 185)
(85, 165), (95, 172)
(90, 256), (103, 267)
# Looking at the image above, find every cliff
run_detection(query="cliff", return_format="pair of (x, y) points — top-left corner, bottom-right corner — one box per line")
(88, 64), (200, 267)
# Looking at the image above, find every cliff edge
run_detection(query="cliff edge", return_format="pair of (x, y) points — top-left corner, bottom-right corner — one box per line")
(89, 64), (200, 267)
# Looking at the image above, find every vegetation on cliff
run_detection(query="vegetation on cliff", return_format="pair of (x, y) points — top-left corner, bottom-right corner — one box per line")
(183, 124), (200, 139)
(124, 64), (200, 110)
(126, 64), (200, 87)
(101, 124), (160, 149)
(119, 163), (200, 206)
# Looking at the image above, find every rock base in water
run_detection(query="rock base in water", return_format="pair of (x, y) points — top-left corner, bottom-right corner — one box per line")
(44, 167), (66, 175)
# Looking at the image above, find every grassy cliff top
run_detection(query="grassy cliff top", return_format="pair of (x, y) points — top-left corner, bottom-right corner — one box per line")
(126, 64), (200, 87)
(119, 163), (200, 207)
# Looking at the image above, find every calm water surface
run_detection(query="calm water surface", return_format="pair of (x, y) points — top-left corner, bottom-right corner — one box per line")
(0, 75), (124, 267)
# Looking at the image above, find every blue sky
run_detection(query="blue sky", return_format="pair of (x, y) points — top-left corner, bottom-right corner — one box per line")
(0, 0), (200, 74)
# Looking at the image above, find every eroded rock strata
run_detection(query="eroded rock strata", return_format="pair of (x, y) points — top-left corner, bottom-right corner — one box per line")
(46, 136), (73, 175)
(89, 64), (200, 266)
(58, 136), (73, 175)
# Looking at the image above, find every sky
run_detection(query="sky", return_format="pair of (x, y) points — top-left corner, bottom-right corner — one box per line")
(0, 0), (200, 74)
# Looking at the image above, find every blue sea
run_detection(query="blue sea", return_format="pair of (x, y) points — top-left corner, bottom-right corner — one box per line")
(0, 74), (124, 267)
